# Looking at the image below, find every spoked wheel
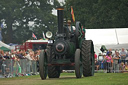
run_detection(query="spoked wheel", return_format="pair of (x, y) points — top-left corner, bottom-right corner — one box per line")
(82, 40), (94, 77)
(39, 50), (48, 80)
(75, 49), (83, 78)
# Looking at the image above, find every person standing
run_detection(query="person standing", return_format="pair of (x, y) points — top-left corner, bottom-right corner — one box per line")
(102, 55), (107, 72)
(113, 50), (120, 73)
(106, 53), (112, 73)
(120, 48), (127, 63)
(106, 48), (114, 69)
(95, 59), (99, 71)
(106, 48), (112, 56)
(94, 52), (97, 60)
(125, 51), (128, 61)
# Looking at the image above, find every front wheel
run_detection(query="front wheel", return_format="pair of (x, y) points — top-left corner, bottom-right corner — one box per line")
(75, 49), (83, 78)
(48, 49), (60, 78)
(39, 50), (48, 80)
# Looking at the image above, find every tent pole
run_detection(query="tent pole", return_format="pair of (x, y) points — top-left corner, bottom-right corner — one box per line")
(115, 29), (119, 44)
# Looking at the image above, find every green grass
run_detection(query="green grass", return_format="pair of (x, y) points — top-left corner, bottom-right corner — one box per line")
(0, 73), (128, 85)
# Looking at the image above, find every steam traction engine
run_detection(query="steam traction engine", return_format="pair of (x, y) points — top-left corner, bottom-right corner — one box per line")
(39, 7), (95, 80)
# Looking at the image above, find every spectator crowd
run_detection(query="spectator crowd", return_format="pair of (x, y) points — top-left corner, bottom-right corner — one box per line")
(95, 48), (128, 73)
(1, 47), (128, 78)
(0, 49), (40, 61)
(0, 49), (41, 78)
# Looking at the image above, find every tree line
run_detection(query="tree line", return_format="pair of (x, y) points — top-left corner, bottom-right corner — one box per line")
(65, 0), (128, 29)
(0, 0), (128, 44)
(0, 0), (59, 44)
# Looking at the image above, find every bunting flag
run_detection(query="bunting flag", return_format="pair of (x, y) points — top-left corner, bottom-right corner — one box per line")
(42, 31), (46, 40)
(0, 22), (3, 41)
(71, 6), (75, 22)
(1, 22), (4, 29)
(32, 33), (37, 39)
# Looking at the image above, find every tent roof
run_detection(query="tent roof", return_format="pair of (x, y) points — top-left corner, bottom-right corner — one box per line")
(105, 44), (128, 50)
(86, 28), (128, 45)
(0, 46), (11, 51)
(86, 28), (128, 54)
(0, 41), (10, 48)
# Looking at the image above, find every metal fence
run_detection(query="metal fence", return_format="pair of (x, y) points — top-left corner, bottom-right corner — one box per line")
(0, 59), (38, 78)
(95, 59), (128, 73)
(1, 59), (128, 78)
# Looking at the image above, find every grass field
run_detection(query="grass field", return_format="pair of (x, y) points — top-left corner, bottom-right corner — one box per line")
(0, 73), (128, 85)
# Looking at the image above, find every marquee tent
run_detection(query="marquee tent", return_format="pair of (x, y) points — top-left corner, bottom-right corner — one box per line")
(86, 28), (128, 54)
(0, 46), (11, 52)
(0, 41), (10, 49)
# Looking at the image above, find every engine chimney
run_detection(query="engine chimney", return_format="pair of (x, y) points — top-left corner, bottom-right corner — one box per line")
(56, 7), (64, 34)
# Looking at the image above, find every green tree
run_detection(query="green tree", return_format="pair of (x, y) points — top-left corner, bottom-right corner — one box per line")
(64, 0), (128, 28)
(0, 0), (60, 44)
(64, 0), (97, 28)
(92, 0), (128, 28)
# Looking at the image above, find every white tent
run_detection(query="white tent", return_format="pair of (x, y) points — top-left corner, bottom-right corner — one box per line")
(86, 28), (128, 54)
(0, 41), (10, 49)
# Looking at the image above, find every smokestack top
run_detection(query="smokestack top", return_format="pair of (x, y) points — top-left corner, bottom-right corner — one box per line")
(56, 7), (64, 10)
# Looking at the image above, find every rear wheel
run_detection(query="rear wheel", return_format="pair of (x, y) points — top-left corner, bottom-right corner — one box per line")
(75, 21), (81, 48)
(75, 49), (83, 78)
(39, 50), (48, 80)
(82, 40), (94, 77)
(48, 49), (60, 78)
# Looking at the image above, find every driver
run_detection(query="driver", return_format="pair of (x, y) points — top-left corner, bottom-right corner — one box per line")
(67, 20), (76, 32)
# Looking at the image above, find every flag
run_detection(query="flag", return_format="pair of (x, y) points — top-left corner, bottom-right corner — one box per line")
(0, 22), (3, 41)
(32, 33), (37, 39)
(71, 6), (75, 22)
(42, 31), (46, 40)
(1, 23), (4, 29)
